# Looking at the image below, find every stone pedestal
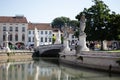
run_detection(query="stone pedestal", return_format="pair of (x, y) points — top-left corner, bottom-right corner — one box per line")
(63, 39), (70, 52)
(79, 33), (89, 51)
(5, 41), (11, 52)
(103, 40), (108, 50)
(54, 30), (61, 44)
(55, 39), (61, 44)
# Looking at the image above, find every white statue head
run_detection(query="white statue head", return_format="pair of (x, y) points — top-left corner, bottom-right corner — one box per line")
(80, 13), (86, 23)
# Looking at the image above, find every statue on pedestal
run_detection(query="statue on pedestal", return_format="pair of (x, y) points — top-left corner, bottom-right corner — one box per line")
(54, 30), (61, 44)
(78, 14), (89, 52)
(80, 14), (86, 35)
(62, 23), (70, 52)
(5, 32), (11, 52)
(34, 27), (40, 48)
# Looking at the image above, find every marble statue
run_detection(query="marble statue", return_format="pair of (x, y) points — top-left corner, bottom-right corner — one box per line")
(54, 30), (61, 44)
(78, 14), (89, 52)
(5, 32), (11, 52)
(80, 14), (86, 35)
(62, 23), (69, 40)
(62, 23), (70, 52)
(34, 27), (40, 48)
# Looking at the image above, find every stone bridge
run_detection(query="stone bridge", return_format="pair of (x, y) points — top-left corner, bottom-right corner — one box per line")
(33, 44), (63, 57)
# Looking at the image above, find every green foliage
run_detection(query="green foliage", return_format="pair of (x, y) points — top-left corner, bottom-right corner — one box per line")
(108, 13), (120, 40)
(75, 0), (120, 50)
(76, 0), (111, 41)
(51, 16), (70, 29)
(51, 0), (120, 41)
(69, 20), (79, 29)
(61, 36), (64, 44)
(51, 16), (79, 29)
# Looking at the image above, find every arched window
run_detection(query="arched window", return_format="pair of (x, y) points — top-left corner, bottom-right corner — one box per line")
(15, 34), (18, 41)
(22, 34), (25, 41)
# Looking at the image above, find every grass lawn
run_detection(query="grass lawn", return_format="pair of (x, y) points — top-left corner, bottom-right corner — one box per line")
(107, 50), (120, 53)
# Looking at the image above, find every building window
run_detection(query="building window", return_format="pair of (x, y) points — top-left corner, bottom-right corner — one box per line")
(45, 31), (47, 34)
(3, 26), (6, 31)
(9, 27), (13, 31)
(49, 38), (52, 42)
(3, 34), (5, 41)
(33, 31), (34, 34)
(45, 37), (47, 42)
(71, 35), (74, 38)
(49, 31), (52, 35)
(41, 37), (43, 42)
(41, 31), (43, 34)
(33, 37), (34, 42)
(29, 31), (31, 34)
(22, 27), (25, 32)
(9, 34), (12, 41)
(15, 27), (18, 32)
(28, 37), (31, 42)
(15, 34), (18, 41)
(22, 34), (25, 41)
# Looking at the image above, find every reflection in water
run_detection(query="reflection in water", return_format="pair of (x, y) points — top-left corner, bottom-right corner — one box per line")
(34, 65), (39, 80)
(0, 58), (120, 80)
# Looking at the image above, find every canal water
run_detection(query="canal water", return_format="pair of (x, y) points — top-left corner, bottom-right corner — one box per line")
(0, 58), (120, 80)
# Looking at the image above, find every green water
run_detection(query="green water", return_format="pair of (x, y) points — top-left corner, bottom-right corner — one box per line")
(0, 58), (120, 80)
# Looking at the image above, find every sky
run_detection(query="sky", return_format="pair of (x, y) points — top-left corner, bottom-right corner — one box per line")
(0, 0), (120, 23)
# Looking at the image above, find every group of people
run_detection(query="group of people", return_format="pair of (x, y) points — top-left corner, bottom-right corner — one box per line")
(74, 41), (101, 51)
(0, 44), (33, 51)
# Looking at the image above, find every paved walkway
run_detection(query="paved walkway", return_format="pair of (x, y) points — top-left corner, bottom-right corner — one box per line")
(59, 50), (120, 73)
(0, 49), (34, 52)
(60, 50), (120, 58)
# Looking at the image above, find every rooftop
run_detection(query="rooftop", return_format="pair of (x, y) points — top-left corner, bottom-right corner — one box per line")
(0, 16), (28, 23)
(28, 23), (52, 30)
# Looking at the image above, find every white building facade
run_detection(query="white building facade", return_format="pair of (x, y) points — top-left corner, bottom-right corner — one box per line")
(0, 16), (28, 49)
(28, 23), (53, 47)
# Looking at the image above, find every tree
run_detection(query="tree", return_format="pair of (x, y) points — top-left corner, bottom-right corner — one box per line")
(69, 20), (79, 28)
(76, 0), (111, 50)
(76, 0), (110, 41)
(51, 16), (70, 29)
(51, 17), (79, 30)
(108, 13), (120, 40)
